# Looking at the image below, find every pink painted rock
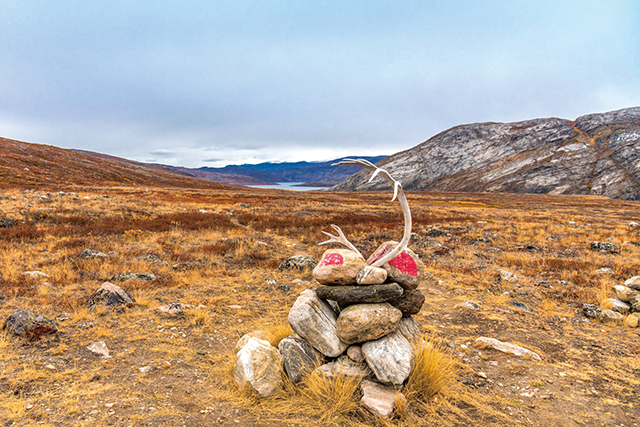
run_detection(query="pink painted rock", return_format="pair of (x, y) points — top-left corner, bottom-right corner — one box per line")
(313, 249), (366, 285)
(366, 241), (424, 290)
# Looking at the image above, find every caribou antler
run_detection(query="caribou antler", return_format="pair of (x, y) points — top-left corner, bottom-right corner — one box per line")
(330, 158), (412, 268)
(319, 224), (363, 258)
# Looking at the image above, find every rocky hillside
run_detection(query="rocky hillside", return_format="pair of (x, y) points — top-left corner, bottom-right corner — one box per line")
(0, 137), (228, 189)
(333, 107), (640, 200)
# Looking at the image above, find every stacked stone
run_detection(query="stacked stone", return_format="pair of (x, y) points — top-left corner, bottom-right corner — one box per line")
(233, 241), (426, 418)
(594, 276), (640, 327)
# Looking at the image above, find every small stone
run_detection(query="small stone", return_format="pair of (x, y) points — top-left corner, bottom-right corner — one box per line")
(86, 341), (110, 358)
(347, 345), (365, 363)
(22, 271), (49, 279)
(233, 338), (283, 397)
(598, 309), (624, 324)
(78, 249), (108, 259)
(455, 301), (480, 310)
(315, 283), (404, 305)
(590, 242), (619, 254)
(596, 267), (614, 274)
(600, 298), (631, 314)
(153, 302), (203, 316)
(278, 255), (318, 272)
(624, 313), (640, 328)
(362, 329), (412, 385)
(235, 330), (274, 353)
(360, 379), (405, 419)
(336, 303), (402, 345)
(313, 249), (366, 285)
(88, 282), (136, 308)
(278, 335), (323, 383)
(475, 337), (541, 361)
(498, 269), (518, 282)
(288, 289), (348, 357)
(111, 273), (157, 282)
(612, 285), (639, 303)
(629, 222), (640, 228)
(139, 366), (152, 373)
(315, 355), (373, 380)
(0, 217), (15, 228)
(624, 276), (640, 291)
(366, 241), (424, 290)
(387, 289), (425, 316)
(582, 303), (601, 319)
(356, 266), (388, 285)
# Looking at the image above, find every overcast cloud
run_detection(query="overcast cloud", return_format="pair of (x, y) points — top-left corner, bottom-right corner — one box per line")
(1, 1), (638, 167)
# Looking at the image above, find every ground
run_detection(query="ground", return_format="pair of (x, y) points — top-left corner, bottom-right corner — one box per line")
(0, 186), (639, 426)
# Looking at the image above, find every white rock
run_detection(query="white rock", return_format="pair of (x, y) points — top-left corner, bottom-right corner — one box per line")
(356, 266), (388, 285)
(22, 271), (49, 279)
(395, 316), (421, 345)
(86, 341), (110, 358)
(498, 269), (518, 282)
(624, 276), (640, 291)
(288, 289), (348, 357)
(362, 330), (412, 385)
(232, 337), (283, 397)
(611, 285), (639, 303)
(360, 380), (405, 419)
(475, 337), (541, 361)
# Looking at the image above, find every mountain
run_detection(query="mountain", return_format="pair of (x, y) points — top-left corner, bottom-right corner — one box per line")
(0, 138), (228, 189)
(199, 156), (388, 185)
(333, 107), (640, 200)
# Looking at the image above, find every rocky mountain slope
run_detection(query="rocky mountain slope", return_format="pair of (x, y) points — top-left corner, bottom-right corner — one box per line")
(333, 107), (640, 200)
(0, 138), (228, 189)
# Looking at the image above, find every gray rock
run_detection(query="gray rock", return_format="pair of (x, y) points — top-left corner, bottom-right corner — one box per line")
(153, 302), (203, 316)
(346, 345), (365, 363)
(590, 242), (620, 253)
(498, 269), (518, 282)
(356, 266), (388, 285)
(360, 379), (405, 419)
(362, 330), (412, 385)
(612, 285), (639, 303)
(288, 289), (348, 357)
(86, 341), (110, 358)
(475, 337), (541, 361)
(278, 255), (318, 272)
(387, 289), (425, 315)
(600, 298), (631, 314)
(111, 273), (157, 282)
(278, 335), (323, 383)
(336, 303), (402, 345)
(598, 309), (624, 324)
(315, 355), (373, 380)
(366, 242), (424, 290)
(582, 303), (601, 319)
(395, 316), (421, 345)
(78, 249), (108, 259)
(0, 217), (15, 228)
(235, 330), (274, 353)
(315, 283), (403, 305)
(3, 309), (58, 338)
(88, 282), (136, 308)
(455, 301), (480, 310)
(232, 337), (283, 397)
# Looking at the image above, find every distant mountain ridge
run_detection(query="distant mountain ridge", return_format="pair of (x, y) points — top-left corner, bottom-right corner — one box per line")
(333, 107), (640, 200)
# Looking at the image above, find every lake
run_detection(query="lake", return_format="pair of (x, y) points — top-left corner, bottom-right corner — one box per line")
(246, 182), (329, 191)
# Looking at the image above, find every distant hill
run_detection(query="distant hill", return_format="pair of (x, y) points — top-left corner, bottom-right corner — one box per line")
(200, 156), (388, 185)
(333, 107), (640, 200)
(0, 138), (228, 189)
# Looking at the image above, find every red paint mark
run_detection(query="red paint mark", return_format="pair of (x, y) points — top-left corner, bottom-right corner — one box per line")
(389, 252), (417, 276)
(320, 253), (344, 266)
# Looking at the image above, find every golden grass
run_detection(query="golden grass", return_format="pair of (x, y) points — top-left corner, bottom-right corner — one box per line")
(404, 339), (456, 403)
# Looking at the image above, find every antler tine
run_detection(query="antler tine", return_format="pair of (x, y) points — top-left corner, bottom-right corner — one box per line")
(319, 224), (363, 258)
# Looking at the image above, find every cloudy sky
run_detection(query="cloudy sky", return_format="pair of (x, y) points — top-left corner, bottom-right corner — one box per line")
(1, 1), (638, 167)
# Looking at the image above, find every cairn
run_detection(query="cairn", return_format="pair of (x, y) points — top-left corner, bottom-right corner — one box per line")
(233, 159), (427, 419)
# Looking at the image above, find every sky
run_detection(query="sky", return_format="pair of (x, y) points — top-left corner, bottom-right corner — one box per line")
(1, 1), (639, 168)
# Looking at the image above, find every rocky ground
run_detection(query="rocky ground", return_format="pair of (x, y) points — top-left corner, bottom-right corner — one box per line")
(0, 186), (639, 426)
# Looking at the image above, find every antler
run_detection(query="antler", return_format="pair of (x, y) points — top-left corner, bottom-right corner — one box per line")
(319, 224), (363, 258)
(332, 158), (412, 268)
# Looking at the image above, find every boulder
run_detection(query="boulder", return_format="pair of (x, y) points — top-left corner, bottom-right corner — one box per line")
(235, 330), (274, 353)
(624, 276), (640, 291)
(288, 289), (348, 357)
(362, 330), (412, 385)
(336, 303), (402, 345)
(395, 316), (421, 345)
(278, 255), (318, 272)
(356, 266), (388, 285)
(475, 337), (541, 361)
(3, 309), (58, 339)
(88, 282), (136, 308)
(315, 283), (403, 305)
(315, 355), (373, 381)
(600, 298), (631, 314)
(233, 337), (283, 397)
(598, 309), (624, 324)
(366, 242), (424, 290)
(360, 379), (406, 419)
(313, 249), (366, 285)
(612, 285), (639, 303)
(387, 289), (425, 316)
(278, 335), (323, 383)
